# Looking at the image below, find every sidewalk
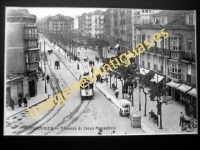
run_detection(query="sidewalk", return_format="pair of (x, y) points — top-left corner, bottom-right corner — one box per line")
(96, 79), (197, 134)
(43, 38), (197, 134)
(5, 69), (51, 119)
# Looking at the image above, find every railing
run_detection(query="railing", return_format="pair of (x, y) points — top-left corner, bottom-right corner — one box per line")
(149, 46), (155, 53)
(180, 51), (195, 62)
(24, 34), (38, 40)
(163, 49), (170, 57)
(26, 62), (39, 71)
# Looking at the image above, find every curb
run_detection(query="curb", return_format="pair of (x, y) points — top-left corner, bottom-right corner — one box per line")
(6, 95), (49, 120)
(95, 83), (155, 134)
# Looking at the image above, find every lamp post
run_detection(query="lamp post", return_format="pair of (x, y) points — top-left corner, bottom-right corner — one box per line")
(141, 87), (150, 116)
(120, 77), (124, 99)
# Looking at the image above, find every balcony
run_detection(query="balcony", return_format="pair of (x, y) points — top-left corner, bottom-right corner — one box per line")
(24, 34), (38, 40)
(180, 51), (195, 62)
(149, 46), (156, 53)
(170, 72), (181, 82)
(26, 62), (39, 72)
(163, 49), (170, 57)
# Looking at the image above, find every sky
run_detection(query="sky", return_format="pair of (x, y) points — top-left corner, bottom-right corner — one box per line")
(7, 7), (107, 19)
(7, 7), (107, 28)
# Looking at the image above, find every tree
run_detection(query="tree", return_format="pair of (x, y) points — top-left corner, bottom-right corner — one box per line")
(149, 78), (170, 129)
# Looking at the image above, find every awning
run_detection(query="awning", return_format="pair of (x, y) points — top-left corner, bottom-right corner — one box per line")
(136, 33), (145, 35)
(140, 67), (150, 75)
(25, 48), (39, 51)
(166, 81), (181, 88)
(176, 84), (192, 93)
(150, 74), (164, 83)
(119, 99), (131, 105)
(187, 88), (197, 97)
(115, 44), (119, 48)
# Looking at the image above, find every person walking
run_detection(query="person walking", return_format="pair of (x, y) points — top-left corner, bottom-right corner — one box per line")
(18, 94), (22, 107)
(10, 96), (15, 110)
(23, 96), (28, 107)
(46, 74), (50, 83)
(179, 112), (184, 128)
(77, 63), (79, 70)
(115, 88), (119, 98)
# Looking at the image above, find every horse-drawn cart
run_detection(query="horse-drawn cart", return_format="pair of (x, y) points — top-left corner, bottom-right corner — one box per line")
(54, 60), (60, 69)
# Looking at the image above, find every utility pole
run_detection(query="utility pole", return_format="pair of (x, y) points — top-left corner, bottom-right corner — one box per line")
(40, 41), (43, 73)
(44, 41), (47, 93)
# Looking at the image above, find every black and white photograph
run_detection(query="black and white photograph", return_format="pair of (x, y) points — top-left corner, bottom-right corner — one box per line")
(4, 7), (197, 135)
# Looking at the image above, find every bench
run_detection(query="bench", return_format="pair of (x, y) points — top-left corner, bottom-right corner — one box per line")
(149, 111), (158, 124)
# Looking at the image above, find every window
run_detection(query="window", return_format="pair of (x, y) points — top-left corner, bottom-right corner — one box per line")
(188, 64), (191, 75)
(142, 61), (145, 66)
(154, 64), (157, 70)
(187, 40), (192, 52)
(148, 62), (150, 68)
(189, 14), (193, 25)
(170, 62), (181, 73)
(171, 38), (182, 51)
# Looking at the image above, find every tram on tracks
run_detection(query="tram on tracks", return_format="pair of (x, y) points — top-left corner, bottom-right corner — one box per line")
(79, 71), (94, 100)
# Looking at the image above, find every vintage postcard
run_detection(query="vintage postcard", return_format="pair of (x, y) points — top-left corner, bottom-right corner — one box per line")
(4, 7), (197, 135)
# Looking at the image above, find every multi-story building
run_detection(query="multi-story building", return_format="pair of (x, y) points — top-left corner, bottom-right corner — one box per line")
(42, 14), (74, 37)
(78, 10), (104, 39)
(132, 9), (161, 64)
(135, 10), (196, 117)
(6, 9), (39, 106)
(107, 9), (132, 54)
(91, 10), (104, 39)
(78, 13), (87, 37)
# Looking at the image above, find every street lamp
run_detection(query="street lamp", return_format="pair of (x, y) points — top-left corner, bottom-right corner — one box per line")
(120, 76), (124, 99)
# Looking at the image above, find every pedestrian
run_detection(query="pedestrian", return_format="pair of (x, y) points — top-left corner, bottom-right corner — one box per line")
(77, 63), (79, 70)
(179, 112), (184, 128)
(46, 74), (50, 83)
(128, 90), (132, 99)
(23, 96), (28, 107)
(115, 88), (119, 98)
(93, 61), (95, 66)
(18, 94), (22, 107)
(10, 96), (15, 110)
(100, 75), (103, 83)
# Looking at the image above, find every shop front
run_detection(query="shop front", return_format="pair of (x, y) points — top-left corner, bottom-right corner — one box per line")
(185, 88), (197, 118)
(165, 80), (182, 100)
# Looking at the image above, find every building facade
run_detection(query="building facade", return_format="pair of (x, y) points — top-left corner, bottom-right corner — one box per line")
(6, 9), (39, 106)
(42, 14), (74, 37)
(135, 10), (196, 117)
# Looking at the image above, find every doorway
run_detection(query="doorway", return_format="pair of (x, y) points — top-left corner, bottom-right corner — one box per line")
(6, 87), (11, 107)
(29, 80), (35, 97)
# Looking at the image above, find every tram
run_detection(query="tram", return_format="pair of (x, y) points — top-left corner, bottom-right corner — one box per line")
(79, 72), (94, 100)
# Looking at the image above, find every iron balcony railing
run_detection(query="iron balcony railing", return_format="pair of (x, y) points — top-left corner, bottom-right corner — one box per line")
(180, 51), (195, 62)
(26, 62), (39, 72)
(24, 34), (38, 40)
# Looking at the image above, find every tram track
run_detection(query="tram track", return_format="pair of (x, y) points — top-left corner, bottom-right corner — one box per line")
(27, 36), (91, 135)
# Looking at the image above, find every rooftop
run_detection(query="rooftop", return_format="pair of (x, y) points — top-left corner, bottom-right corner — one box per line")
(47, 14), (74, 21)
(136, 17), (194, 30)
(7, 9), (36, 18)
(152, 10), (194, 16)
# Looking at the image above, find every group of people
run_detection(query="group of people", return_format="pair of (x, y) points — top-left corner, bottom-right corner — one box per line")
(89, 60), (95, 66)
(9, 95), (28, 111)
(179, 112), (197, 132)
